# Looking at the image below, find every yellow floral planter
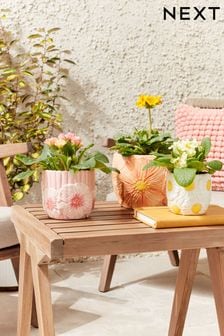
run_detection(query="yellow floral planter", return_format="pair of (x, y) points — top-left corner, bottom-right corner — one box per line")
(112, 152), (167, 209)
(166, 173), (211, 215)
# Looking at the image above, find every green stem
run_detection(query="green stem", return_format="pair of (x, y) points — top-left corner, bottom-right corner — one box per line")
(148, 108), (152, 136)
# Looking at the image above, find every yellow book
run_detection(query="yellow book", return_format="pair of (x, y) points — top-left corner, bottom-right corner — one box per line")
(134, 205), (224, 229)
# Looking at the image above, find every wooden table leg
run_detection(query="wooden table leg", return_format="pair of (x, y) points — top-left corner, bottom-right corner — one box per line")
(207, 247), (224, 335)
(30, 248), (55, 336)
(31, 293), (38, 329)
(168, 249), (200, 336)
(12, 255), (38, 328)
(168, 251), (179, 267)
(17, 247), (33, 336)
(99, 255), (117, 292)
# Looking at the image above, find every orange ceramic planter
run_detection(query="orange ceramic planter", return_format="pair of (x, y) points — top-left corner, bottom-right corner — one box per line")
(112, 153), (167, 209)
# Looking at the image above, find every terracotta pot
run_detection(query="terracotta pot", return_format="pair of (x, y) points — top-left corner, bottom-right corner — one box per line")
(112, 152), (167, 209)
(41, 170), (95, 219)
(166, 172), (211, 215)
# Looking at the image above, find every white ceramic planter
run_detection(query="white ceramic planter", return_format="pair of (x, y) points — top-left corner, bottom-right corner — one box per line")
(166, 173), (211, 215)
(41, 170), (95, 219)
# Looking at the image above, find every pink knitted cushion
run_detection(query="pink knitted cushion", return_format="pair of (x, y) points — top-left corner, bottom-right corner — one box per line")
(175, 104), (224, 191)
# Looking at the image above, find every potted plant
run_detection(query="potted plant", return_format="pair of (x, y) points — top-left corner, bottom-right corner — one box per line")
(16, 132), (114, 219)
(0, 10), (75, 200)
(111, 94), (173, 208)
(146, 137), (223, 215)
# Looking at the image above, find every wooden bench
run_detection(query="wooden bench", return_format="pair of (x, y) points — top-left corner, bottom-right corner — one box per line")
(11, 201), (224, 336)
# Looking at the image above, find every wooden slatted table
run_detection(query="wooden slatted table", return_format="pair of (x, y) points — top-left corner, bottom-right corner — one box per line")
(11, 201), (224, 336)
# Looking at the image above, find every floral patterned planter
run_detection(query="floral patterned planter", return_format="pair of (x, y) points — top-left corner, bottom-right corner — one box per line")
(112, 152), (167, 209)
(41, 170), (95, 219)
(166, 173), (211, 215)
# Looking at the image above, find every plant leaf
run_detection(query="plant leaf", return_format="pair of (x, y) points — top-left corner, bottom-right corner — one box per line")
(73, 157), (96, 170)
(173, 168), (197, 187)
(13, 191), (24, 201)
(207, 160), (223, 171)
(64, 59), (76, 65)
(201, 137), (211, 157)
(47, 27), (60, 33)
(94, 160), (112, 174)
(23, 70), (33, 77)
(91, 151), (109, 163)
(13, 170), (34, 182)
(28, 34), (42, 39)
(187, 159), (205, 171)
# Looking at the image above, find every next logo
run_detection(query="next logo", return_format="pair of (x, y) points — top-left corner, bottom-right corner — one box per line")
(163, 7), (221, 21)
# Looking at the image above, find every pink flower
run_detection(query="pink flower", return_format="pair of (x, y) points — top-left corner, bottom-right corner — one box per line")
(70, 194), (84, 208)
(44, 137), (57, 146)
(42, 188), (62, 219)
(58, 133), (66, 141)
(57, 183), (93, 219)
(54, 138), (67, 148)
(70, 135), (82, 146)
(59, 132), (82, 146)
(64, 132), (75, 140)
(46, 197), (55, 210)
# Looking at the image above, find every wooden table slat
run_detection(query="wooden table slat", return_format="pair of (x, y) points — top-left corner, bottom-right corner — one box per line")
(27, 206), (133, 215)
(47, 218), (139, 229)
(24, 201), (121, 209)
(34, 214), (135, 222)
(44, 214), (134, 225)
(29, 208), (132, 215)
(59, 227), (151, 239)
(53, 223), (146, 234)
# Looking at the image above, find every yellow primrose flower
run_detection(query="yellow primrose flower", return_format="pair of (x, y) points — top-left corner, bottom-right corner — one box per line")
(136, 95), (162, 109)
(136, 94), (162, 135)
(136, 95), (147, 108)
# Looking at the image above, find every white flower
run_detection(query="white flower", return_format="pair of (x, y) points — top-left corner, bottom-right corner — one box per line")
(56, 183), (93, 219)
(171, 139), (199, 158)
(171, 152), (188, 168)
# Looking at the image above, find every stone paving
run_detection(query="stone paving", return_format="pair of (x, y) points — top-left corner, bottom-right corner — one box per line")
(0, 253), (218, 335)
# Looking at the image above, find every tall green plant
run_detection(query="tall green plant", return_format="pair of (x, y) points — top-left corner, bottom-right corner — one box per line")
(0, 9), (75, 200)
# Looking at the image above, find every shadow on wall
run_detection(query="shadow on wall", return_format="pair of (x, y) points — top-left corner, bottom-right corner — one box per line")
(63, 77), (116, 145)
(62, 77), (96, 140)
(61, 77), (115, 200)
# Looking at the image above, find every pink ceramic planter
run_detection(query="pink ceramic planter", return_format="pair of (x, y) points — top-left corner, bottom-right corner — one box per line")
(41, 170), (95, 219)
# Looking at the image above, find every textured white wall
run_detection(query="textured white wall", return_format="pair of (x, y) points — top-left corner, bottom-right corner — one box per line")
(2, 0), (224, 201)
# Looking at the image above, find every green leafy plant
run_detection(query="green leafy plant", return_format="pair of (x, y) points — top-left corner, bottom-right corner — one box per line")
(0, 10), (75, 200)
(111, 95), (173, 156)
(145, 137), (223, 187)
(15, 133), (115, 179)
(111, 129), (173, 156)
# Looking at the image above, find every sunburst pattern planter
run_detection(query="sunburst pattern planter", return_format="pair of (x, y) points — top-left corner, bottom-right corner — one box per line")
(112, 152), (167, 209)
(42, 170), (95, 219)
(166, 173), (211, 215)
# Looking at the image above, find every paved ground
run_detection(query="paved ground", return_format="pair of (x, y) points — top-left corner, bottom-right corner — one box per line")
(0, 252), (218, 335)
